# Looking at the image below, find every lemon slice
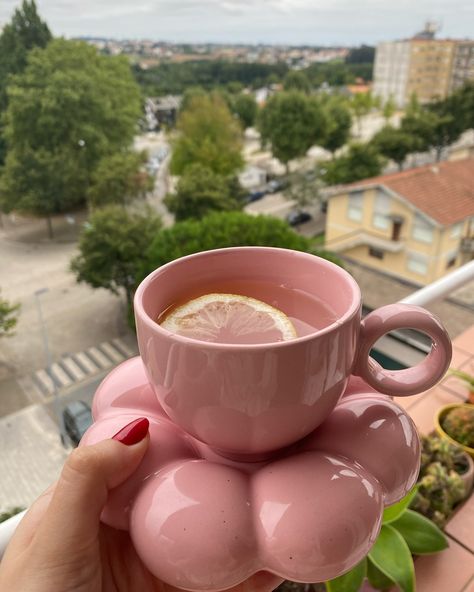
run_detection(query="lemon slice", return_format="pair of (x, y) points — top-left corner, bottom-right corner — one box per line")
(160, 293), (297, 344)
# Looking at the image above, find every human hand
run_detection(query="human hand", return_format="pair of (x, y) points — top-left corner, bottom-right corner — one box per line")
(0, 418), (282, 592)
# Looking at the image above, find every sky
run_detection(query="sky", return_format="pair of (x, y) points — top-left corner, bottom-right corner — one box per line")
(0, 0), (473, 46)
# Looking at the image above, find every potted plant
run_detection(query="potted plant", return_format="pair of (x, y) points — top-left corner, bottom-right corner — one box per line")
(416, 434), (474, 508)
(325, 487), (448, 592)
(449, 369), (474, 404)
(436, 403), (474, 458)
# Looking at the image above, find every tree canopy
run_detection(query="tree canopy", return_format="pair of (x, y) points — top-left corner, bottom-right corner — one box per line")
(71, 205), (162, 308)
(321, 98), (352, 155)
(0, 39), (142, 235)
(0, 291), (20, 337)
(259, 91), (327, 170)
(345, 45), (375, 65)
(170, 93), (243, 176)
(232, 93), (258, 129)
(283, 70), (311, 94)
(141, 211), (341, 280)
(0, 0), (51, 164)
(371, 126), (421, 170)
(87, 150), (154, 208)
(164, 163), (244, 221)
(323, 143), (385, 185)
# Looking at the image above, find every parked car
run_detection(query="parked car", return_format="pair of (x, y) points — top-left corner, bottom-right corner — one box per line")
(266, 178), (287, 193)
(286, 210), (312, 226)
(63, 400), (93, 446)
(245, 189), (267, 203)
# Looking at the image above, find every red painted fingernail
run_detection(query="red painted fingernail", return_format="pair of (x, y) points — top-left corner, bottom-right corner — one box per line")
(112, 418), (149, 446)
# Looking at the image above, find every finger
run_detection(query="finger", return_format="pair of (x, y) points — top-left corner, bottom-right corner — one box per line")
(34, 417), (149, 555)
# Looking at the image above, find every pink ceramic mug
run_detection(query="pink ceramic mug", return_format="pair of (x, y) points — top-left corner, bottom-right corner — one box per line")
(134, 247), (451, 457)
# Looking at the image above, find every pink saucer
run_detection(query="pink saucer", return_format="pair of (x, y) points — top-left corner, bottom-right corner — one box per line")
(82, 357), (420, 591)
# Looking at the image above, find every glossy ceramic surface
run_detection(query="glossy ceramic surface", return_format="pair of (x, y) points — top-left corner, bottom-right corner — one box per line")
(82, 357), (421, 591)
(134, 247), (452, 456)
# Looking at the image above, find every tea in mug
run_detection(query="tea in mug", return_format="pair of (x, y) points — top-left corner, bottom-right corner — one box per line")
(157, 279), (337, 345)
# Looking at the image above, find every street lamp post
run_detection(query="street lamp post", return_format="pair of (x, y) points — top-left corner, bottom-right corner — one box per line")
(34, 288), (67, 446)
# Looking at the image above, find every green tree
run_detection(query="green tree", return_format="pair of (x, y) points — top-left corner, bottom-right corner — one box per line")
(180, 86), (207, 113)
(350, 91), (377, 136)
(284, 170), (321, 209)
(382, 96), (396, 122)
(283, 70), (311, 94)
(164, 163), (244, 221)
(87, 151), (154, 208)
(71, 205), (162, 309)
(321, 99), (352, 156)
(0, 39), (141, 237)
(0, 0), (51, 164)
(259, 91), (327, 173)
(171, 93), (243, 176)
(324, 143), (385, 185)
(345, 45), (375, 64)
(232, 93), (258, 129)
(371, 126), (420, 170)
(401, 109), (462, 161)
(0, 291), (20, 337)
(141, 211), (341, 279)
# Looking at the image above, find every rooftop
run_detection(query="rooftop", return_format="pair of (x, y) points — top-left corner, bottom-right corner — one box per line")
(344, 158), (474, 226)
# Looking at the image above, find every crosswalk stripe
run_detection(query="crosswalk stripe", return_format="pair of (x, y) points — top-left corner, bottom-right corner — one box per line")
(99, 342), (125, 364)
(87, 347), (113, 369)
(112, 338), (136, 358)
(50, 362), (73, 388)
(35, 369), (55, 395)
(61, 357), (86, 381)
(74, 352), (100, 375)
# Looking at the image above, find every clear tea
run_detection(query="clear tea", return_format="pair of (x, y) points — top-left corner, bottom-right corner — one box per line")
(157, 278), (337, 344)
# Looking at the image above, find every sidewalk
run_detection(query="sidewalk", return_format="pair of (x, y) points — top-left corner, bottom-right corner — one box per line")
(0, 404), (69, 510)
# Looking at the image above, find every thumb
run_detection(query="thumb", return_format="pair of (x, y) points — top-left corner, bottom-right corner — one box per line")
(34, 417), (149, 554)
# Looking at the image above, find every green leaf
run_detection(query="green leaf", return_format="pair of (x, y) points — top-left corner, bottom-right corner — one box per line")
(368, 525), (414, 592)
(326, 558), (366, 592)
(391, 509), (449, 555)
(367, 558), (395, 590)
(382, 486), (418, 524)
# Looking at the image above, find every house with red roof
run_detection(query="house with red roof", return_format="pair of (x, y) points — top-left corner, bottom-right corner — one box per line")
(324, 159), (474, 285)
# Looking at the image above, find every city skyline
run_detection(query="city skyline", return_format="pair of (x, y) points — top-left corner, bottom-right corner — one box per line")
(0, 0), (473, 46)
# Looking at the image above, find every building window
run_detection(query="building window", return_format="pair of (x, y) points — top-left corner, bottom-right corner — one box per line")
(412, 213), (434, 244)
(450, 222), (463, 239)
(369, 247), (385, 260)
(446, 253), (458, 269)
(407, 252), (429, 275)
(347, 191), (364, 222)
(372, 190), (391, 230)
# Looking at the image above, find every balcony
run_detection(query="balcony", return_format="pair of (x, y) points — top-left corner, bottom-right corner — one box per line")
(326, 228), (405, 253)
(1, 261), (474, 591)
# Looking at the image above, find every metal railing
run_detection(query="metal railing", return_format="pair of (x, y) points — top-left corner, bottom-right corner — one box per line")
(1, 260), (473, 559)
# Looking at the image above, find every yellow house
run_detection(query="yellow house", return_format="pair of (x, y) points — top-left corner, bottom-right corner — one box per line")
(325, 159), (474, 286)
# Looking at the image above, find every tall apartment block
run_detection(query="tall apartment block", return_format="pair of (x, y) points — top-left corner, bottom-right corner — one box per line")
(373, 24), (474, 107)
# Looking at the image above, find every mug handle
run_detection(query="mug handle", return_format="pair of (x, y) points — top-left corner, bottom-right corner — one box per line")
(353, 304), (452, 397)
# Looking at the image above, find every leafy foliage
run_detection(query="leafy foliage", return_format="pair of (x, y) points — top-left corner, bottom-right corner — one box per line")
(323, 143), (385, 185)
(345, 45), (375, 64)
(0, 291), (20, 337)
(71, 206), (162, 307)
(232, 93), (258, 129)
(259, 91), (327, 168)
(350, 91), (379, 134)
(87, 150), (153, 208)
(171, 93), (243, 176)
(321, 99), (352, 155)
(0, 39), (141, 225)
(0, 0), (51, 164)
(164, 163), (244, 221)
(371, 126), (421, 170)
(141, 211), (341, 280)
(133, 60), (289, 96)
(325, 487), (448, 592)
(283, 70), (311, 94)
